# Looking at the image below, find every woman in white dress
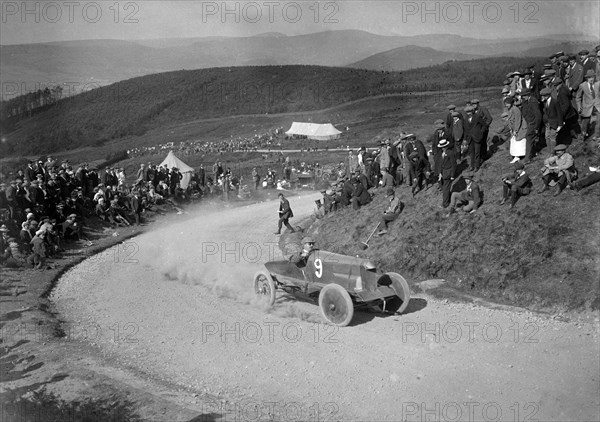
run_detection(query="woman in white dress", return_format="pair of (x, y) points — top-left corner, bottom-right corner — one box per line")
(504, 97), (528, 163)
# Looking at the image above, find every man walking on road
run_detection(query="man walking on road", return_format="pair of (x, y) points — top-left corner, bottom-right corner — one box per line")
(275, 193), (295, 235)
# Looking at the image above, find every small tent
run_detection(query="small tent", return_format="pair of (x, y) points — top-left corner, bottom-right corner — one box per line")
(159, 151), (195, 189)
(285, 122), (341, 141)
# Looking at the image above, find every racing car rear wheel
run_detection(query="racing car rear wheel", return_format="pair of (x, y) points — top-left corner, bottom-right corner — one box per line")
(386, 272), (411, 314)
(254, 271), (276, 306)
(318, 284), (354, 327)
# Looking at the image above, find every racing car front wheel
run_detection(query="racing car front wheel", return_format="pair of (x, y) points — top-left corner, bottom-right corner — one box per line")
(318, 284), (354, 327)
(386, 272), (411, 314)
(254, 270), (276, 306)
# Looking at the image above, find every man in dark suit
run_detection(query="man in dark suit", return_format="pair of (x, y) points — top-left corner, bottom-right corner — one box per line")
(445, 104), (462, 129)
(198, 164), (206, 187)
(472, 99), (493, 161)
(403, 133), (428, 187)
(520, 88), (543, 163)
(437, 140), (456, 208)
(500, 161), (533, 208)
(275, 193), (295, 235)
(25, 161), (37, 182)
(580, 50), (595, 76)
(429, 120), (454, 183)
(552, 78), (580, 144)
(447, 172), (480, 215)
(350, 178), (371, 210)
(541, 87), (560, 155)
(409, 152), (431, 196)
(463, 106), (486, 171)
(576, 69), (600, 141)
(567, 55), (584, 94)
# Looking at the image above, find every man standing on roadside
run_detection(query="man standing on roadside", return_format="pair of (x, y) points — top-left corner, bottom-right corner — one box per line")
(275, 193), (295, 235)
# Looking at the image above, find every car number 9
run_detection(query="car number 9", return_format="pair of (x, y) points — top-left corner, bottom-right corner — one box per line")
(314, 258), (323, 278)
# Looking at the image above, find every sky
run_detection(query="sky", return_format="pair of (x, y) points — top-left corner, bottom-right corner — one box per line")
(1, 0), (598, 45)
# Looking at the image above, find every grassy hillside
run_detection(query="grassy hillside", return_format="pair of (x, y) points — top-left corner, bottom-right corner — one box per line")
(1, 65), (408, 156)
(348, 45), (480, 71)
(302, 92), (600, 311)
(2, 57), (546, 157)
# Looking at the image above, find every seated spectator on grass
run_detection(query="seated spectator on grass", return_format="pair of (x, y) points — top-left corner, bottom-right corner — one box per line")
(95, 198), (108, 221)
(539, 144), (577, 196)
(61, 214), (86, 240)
(379, 168), (394, 189)
(378, 187), (403, 236)
(350, 177), (371, 210)
(108, 199), (131, 227)
(571, 165), (600, 192)
(500, 161), (533, 208)
(354, 170), (371, 191)
(30, 230), (47, 270)
(447, 172), (481, 216)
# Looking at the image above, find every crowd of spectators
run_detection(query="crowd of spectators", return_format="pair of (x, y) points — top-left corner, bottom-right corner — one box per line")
(315, 45), (600, 225)
(3, 46), (599, 265)
(127, 127), (286, 158)
(0, 157), (225, 269)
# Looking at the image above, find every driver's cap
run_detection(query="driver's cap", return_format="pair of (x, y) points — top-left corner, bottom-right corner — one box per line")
(301, 236), (315, 244)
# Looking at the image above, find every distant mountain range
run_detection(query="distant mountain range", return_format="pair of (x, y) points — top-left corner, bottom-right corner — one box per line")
(347, 45), (480, 71)
(1, 30), (597, 99)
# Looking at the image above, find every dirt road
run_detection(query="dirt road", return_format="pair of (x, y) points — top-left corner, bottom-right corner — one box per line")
(51, 194), (600, 421)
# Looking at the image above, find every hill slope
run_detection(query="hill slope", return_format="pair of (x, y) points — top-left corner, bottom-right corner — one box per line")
(347, 45), (481, 71)
(2, 30), (590, 96)
(1, 57), (550, 156)
(308, 141), (600, 312)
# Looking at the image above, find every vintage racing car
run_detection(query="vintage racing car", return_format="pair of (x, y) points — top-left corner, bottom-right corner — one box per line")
(254, 250), (410, 326)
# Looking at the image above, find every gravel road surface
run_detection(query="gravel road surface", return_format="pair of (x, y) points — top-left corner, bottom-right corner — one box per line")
(51, 194), (600, 421)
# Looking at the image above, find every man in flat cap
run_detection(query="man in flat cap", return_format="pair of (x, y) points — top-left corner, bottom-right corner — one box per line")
(447, 171), (480, 215)
(377, 187), (403, 236)
(463, 105), (486, 171)
(580, 49), (594, 76)
(594, 49), (600, 78)
(539, 144), (577, 196)
(472, 99), (493, 161)
(552, 78), (580, 144)
(408, 151), (431, 196)
(558, 55), (570, 80)
(520, 88), (542, 163)
(288, 236), (316, 269)
(350, 177), (371, 210)
(575, 69), (600, 142)
(567, 55), (584, 93)
(551, 51), (564, 74)
(402, 133), (428, 187)
(540, 87), (560, 155)
(445, 104), (462, 129)
(500, 161), (533, 208)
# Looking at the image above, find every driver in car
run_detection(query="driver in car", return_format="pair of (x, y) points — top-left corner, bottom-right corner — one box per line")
(289, 236), (316, 268)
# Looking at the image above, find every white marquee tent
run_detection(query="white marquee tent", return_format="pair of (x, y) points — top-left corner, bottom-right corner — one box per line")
(285, 122), (342, 141)
(159, 151), (195, 189)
